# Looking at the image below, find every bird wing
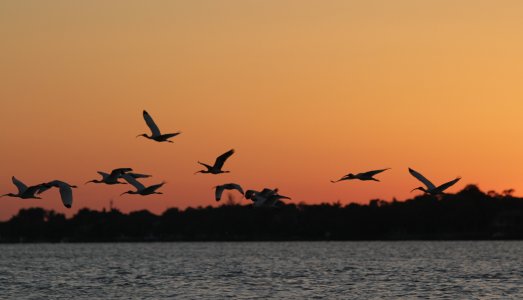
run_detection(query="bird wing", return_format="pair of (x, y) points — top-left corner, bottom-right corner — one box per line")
(97, 171), (110, 180)
(436, 177), (461, 193)
(26, 184), (46, 196)
(11, 176), (27, 193)
(360, 168), (390, 177)
(121, 173), (145, 191)
(128, 172), (151, 179)
(215, 185), (225, 201)
(107, 168), (133, 181)
(408, 168), (436, 190)
(145, 182), (165, 193)
(229, 183), (244, 195)
(161, 133), (181, 139)
(143, 110), (161, 137)
(48, 181), (74, 208)
(213, 149), (235, 169)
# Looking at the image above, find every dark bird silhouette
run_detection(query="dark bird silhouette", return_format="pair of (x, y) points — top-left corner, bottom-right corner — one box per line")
(85, 168), (135, 185)
(120, 173), (165, 196)
(137, 110), (181, 143)
(408, 168), (461, 195)
(214, 183), (244, 201)
(195, 149), (235, 174)
(245, 188), (291, 207)
(1, 176), (47, 199)
(38, 180), (77, 208)
(331, 168), (390, 183)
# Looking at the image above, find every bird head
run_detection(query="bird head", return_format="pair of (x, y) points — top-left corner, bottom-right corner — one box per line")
(136, 134), (148, 138)
(120, 191), (133, 196)
(0, 193), (16, 198)
(85, 180), (97, 184)
(347, 174), (356, 179)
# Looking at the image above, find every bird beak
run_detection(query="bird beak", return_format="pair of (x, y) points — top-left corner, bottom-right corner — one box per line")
(120, 192), (127, 196)
(410, 188), (418, 193)
(85, 180), (93, 184)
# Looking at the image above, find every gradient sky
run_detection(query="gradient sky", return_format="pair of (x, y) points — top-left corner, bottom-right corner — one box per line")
(1, 1), (523, 220)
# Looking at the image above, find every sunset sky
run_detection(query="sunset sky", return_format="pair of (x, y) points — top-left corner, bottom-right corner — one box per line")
(1, 1), (523, 220)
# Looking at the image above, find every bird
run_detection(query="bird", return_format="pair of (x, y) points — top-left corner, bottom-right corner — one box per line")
(331, 168), (390, 183)
(137, 110), (181, 143)
(245, 188), (291, 207)
(408, 168), (461, 195)
(120, 173), (165, 196)
(214, 183), (244, 201)
(195, 149), (235, 174)
(38, 180), (77, 208)
(85, 168), (135, 185)
(1, 176), (47, 199)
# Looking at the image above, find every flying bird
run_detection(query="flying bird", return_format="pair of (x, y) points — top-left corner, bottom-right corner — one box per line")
(408, 168), (461, 195)
(195, 149), (235, 174)
(1, 176), (47, 199)
(120, 173), (165, 196)
(137, 110), (181, 143)
(331, 168), (390, 183)
(85, 168), (135, 185)
(214, 183), (244, 201)
(245, 188), (291, 207)
(38, 180), (77, 208)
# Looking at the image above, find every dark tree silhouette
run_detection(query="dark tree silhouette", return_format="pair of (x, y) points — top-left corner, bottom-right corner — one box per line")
(1, 185), (523, 242)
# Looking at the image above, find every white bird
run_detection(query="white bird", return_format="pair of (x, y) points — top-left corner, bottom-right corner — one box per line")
(120, 173), (165, 196)
(137, 110), (181, 143)
(331, 168), (390, 183)
(408, 168), (461, 195)
(85, 168), (137, 185)
(195, 149), (235, 174)
(1, 176), (46, 199)
(214, 183), (244, 201)
(38, 180), (77, 208)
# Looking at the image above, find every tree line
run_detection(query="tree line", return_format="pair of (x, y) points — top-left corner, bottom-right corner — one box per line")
(1, 184), (523, 242)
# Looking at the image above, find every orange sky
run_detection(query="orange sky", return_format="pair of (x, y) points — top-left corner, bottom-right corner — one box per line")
(1, 1), (523, 220)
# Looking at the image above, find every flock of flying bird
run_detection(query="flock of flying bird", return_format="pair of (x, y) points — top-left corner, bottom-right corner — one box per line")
(1, 110), (461, 210)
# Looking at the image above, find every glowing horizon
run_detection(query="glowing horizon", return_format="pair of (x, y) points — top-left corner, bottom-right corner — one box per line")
(1, 1), (523, 220)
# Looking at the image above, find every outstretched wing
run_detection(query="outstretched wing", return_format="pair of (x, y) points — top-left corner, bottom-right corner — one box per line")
(215, 185), (225, 201)
(108, 168), (133, 181)
(97, 171), (110, 180)
(121, 173), (146, 191)
(143, 110), (161, 137)
(228, 183), (244, 196)
(128, 172), (151, 179)
(213, 149), (235, 169)
(11, 176), (27, 194)
(361, 168), (390, 177)
(436, 177), (461, 193)
(162, 132), (181, 139)
(408, 168), (436, 190)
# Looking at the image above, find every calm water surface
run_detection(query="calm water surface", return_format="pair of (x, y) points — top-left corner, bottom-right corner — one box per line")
(0, 242), (522, 299)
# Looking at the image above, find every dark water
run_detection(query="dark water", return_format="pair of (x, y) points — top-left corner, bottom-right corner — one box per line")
(0, 242), (522, 299)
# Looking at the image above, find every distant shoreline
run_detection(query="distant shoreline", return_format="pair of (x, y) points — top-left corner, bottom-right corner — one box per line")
(2, 185), (523, 243)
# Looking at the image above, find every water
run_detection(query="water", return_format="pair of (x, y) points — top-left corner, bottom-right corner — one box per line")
(0, 242), (522, 299)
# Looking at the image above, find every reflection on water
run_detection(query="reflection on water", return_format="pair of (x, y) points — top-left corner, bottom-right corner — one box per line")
(0, 242), (522, 298)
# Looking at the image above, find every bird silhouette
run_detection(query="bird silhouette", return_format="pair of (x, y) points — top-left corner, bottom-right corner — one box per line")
(331, 168), (390, 183)
(1, 176), (47, 199)
(120, 173), (165, 196)
(85, 168), (136, 185)
(245, 188), (291, 207)
(38, 180), (77, 208)
(195, 149), (235, 174)
(137, 110), (181, 143)
(408, 168), (461, 195)
(214, 183), (244, 201)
